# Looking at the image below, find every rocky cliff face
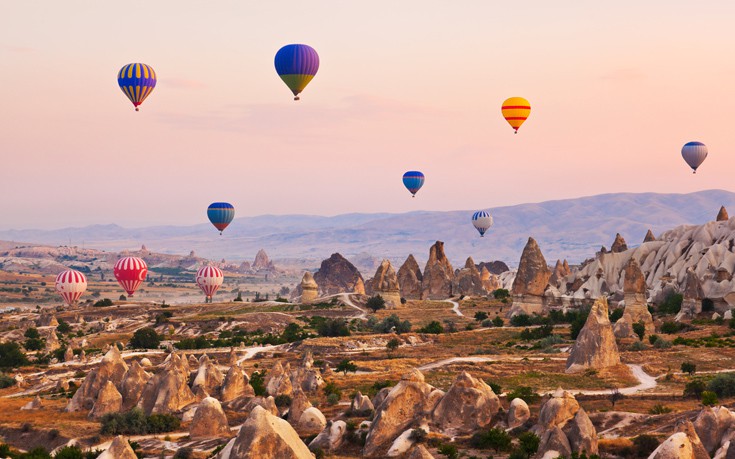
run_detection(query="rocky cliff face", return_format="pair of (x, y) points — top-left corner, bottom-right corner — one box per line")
(566, 297), (621, 373)
(453, 257), (486, 296)
(509, 237), (551, 316)
(397, 255), (422, 300)
(313, 253), (365, 296)
(365, 259), (402, 307)
(614, 257), (655, 339)
(610, 233), (628, 253)
(421, 241), (454, 300)
(252, 249), (274, 271)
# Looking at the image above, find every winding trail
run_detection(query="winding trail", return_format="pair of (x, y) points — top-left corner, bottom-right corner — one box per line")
(444, 298), (463, 317)
(336, 293), (367, 320)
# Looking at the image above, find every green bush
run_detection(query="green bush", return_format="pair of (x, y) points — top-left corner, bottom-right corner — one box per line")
(419, 321), (444, 334)
(633, 435), (660, 458)
(100, 408), (180, 435)
(326, 393), (340, 405)
(250, 370), (267, 396)
(493, 289), (510, 300)
(56, 320), (72, 334)
(366, 295), (386, 313)
(323, 381), (342, 398)
(518, 431), (540, 457)
(173, 447), (193, 459)
(519, 325), (553, 340)
(609, 308), (624, 322)
(649, 404), (672, 414)
(129, 327), (161, 349)
(470, 427), (511, 451)
(437, 443), (459, 459)
(409, 428), (428, 443)
(702, 391), (719, 406)
(507, 386), (539, 404)
(653, 338), (672, 349)
(93, 298), (113, 307)
(274, 394), (292, 407)
(510, 314), (533, 327)
(0, 342), (29, 368)
(660, 321), (683, 334)
(492, 316), (504, 327)
(0, 373), (16, 389)
(474, 311), (489, 322)
(336, 359), (357, 375)
(707, 372), (735, 397)
(684, 379), (707, 398)
(658, 293), (683, 315)
(681, 362), (696, 375)
(372, 315), (411, 334)
(632, 321), (646, 340)
(486, 380), (502, 395)
(702, 298), (715, 312)
(317, 319), (351, 337)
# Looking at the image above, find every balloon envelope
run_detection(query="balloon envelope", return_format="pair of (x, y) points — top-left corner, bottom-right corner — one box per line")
(402, 171), (425, 197)
(472, 211), (494, 237)
(681, 141), (708, 173)
(196, 266), (224, 299)
(118, 63), (157, 111)
(274, 44), (319, 100)
(55, 269), (87, 306)
(501, 97), (531, 133)
(114, 257), (148, 296)
(207, 202), (235, 234)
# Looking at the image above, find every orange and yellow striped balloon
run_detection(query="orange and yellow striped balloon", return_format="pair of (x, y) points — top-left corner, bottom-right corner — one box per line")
(501, 97), (531, 133)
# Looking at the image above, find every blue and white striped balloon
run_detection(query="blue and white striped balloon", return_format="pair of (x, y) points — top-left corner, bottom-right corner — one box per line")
(472, 210), (493, 237)
(681, 141), (708, 174)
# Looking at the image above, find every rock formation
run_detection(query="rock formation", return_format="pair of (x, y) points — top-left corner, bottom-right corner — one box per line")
(265, 361), (293, 397)
(290, 354), (324, 393)
(299, 272), (318, 304)
(364, 369), (438, 457)
(252, 249), (274, 271)
(310, 420), (348, 453)
(718, 206), (730, 221)
(216, 405), (312, 459)
(313, 253), (365, 296)
(610, 233), (628, 253)
(533, 388), (598, 457)
(351, 391), (374, 413)
(566, 297), (620, 373)
(190, 397), (231, 439)
(192, 354), (223, 395)
(477, 260), (511, 275)
(509, 237), (551, 316)
(644, 229), (656, 242)
(397, 255), (423, 300)
(221, 364), (254, 402)
(614, 257), (655, 339)
(408, 445), (435, 459)
(288, 389), (312, 426)
(64, 347), (74, 362)
(675, 420), (711, 459)
(549, 259), (571, 288)
(480, 267), (501, 292)
(453, 257), (486, 297)
(694, 405), (735, 455)
(421, 241), (454, 300)
(137, 352), (196, 415)
(365, 259), (402, 307)
(67, 346), (128, 412)
(21, 396), (42, 410)
(296, 406), (327, 435)
(90, 380), (123, 418)
(119, 360), (151, 411)
(508, 398), (530, 429)
(647, 432), (692, 459)
(680, 267), (705, 319)
(97, 436), (138, 459)
(431, 371), (499, 435)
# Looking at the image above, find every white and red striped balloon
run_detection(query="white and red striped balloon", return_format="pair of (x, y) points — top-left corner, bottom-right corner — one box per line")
(196, 265), (224, 299)
(55, 269), (87, 306)
(114, 257), (148, 296)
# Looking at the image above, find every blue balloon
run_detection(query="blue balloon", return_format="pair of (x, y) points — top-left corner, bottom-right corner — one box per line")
(207, 202), (235, 234)
(402, 171), (425, 197)
(274, 44), (320, 100)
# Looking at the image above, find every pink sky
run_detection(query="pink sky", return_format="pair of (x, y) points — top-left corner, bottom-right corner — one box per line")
(1, 1), (734, 229)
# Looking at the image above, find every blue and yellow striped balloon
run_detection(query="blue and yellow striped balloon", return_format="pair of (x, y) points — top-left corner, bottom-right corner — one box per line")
(274, 44), (319, 101)
(117, 63), (157, 111)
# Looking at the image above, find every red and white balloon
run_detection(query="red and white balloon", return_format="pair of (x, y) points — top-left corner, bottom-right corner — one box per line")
(55, 269), (87, 305)
(114, 257), (148, 296)
(196, 265), (224, 300)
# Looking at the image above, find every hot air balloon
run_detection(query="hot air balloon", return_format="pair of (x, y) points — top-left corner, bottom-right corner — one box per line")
(681, 141), (708, 173)
(402, 171), (425, 197)
(55, 269), (87, 306)
(118, 63), (157, 111)
(114, 257), (148, 297)
(196, 266), (224, 302)
(274, 44), (319, 101)
(207, 202), (235, 234)
(472, 211), (494, 237)
(501, 97), (531, 133)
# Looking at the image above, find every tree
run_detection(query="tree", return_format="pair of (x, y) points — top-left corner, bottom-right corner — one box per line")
(702, 391), (718, 406)
(681, 362), (696, 375)
(492, 316), (504, 327)
(418, 321), (444, 334)
(56, 319), (72, 334)
(470, 427), (512, 451)
(130, 327), (161, 349)
(609, 387), (623, 408)
(386, 338), (400, 355)
(632, 321), (646, 341)
(336, 359), (358, 375)
(317, 319), (351, 337)
(493, 289), (510, 300)
(0, 342), (29, 369)
(366, 295), (386, 313)
(234, 292), (243, 302)
(474, 311), (489, 322)
(372, 314), (411, 334)
(518, 432), (540, 458)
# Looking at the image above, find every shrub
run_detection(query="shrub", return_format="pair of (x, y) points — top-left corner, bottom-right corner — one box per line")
(470, 427), (512, 451)
(56, 320), (72, 334)
(250, 371), (267, 396)
(474, 311), (489, 322)
(486, 380), (502, 395)
(0, 342), (29, 368)
(129, 327), (161, 349)
(633, 435), (660, 458)
(100, 408), (180, 435)
(629, 341), (647, 351)
(702, 391), (718, 406)
(386, 338), (400, 354)
(437, 443), (459, 459)
(649, 404), (672, 414)
(492, 316), (504, 327)
(707, 372), (735, 397)
(317, 319), (351, 337)
(274, 394), (292, 407)
(419, 321), (444, 334)
(507, 386), (539, 404)
(366, 295), (386, 313)
(632, 321), (646, 340)
(648, 334), (659, 345)
(93, 298), (113, 307)
(653, 338), (672, 349)
(119, 295), (127, 301)
(510, 314), (533, 327)
(323, 381), (342, 398)
(519, 325), (553, 341)
(326, 393), (340, 405)
(372, 315), (411, 334)
(518, 431), (540, 457)
(493, 289), (510, 300)
(0, 373), (16, 389)
(660, 321), (682, 334)
(570, 309), (591, 340)
(684, 379), (707, 398)
(609, 308), (624, 322)
(658, 292), (683, 315)
(681, 362), (696, 375)
(336, 359), (358, 375)
(409, 428), (427, 443)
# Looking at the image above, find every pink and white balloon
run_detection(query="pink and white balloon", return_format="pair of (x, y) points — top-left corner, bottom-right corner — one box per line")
(55, 269), (87, 306)
(196, 266), (224, 300)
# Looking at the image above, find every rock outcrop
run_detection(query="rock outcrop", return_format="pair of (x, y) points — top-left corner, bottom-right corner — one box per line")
(299, 272), (318, 304)
(718, 206), (730, 222)
(674, 420), (710, 459)
(431, 371), (499, 435)
(648, 432), (693, 459)
(221, 365), (254, 402)
(309, 420), (348, 453)
(192, 354), (223, 395)
(366, 260), (402, 307)
(453, 257), (486, 297)
(480, 267), (501, 292)
(408, 445), (435, 459)
(252, 249), (274, 271)
(680, 267), (705, 319)
(421, 241), (454, 300)
(566, 297), (620, 373)
(694, 405), (735, 455)
(610, 233), (628, 253)
(549, 259), (571, 288)
(288, 390), (312, 426)
(614, 257), (655, 339)
(509, 237), (551, 316)
(190, 397), (231, 439)
(644, 229), (656, 242)
(90, 380), (123, 418)
(364, 369), (437, 457)
(67, 347), (128, 412)
(119, 360), (151, 411)
(508, 398), (530, 429)
(296, 406), (327, 435)
(265, 361), (293, 397)
(137, 352), (196, 415)
(533, 388), (597, 457)
(97, 436), (138, 459)
(397, 255), (423, 300)
(216, 405), (312, 459)
(313, 253), (365, 296)
(351, 391), (374, 413)
(21, 396), (43, 410)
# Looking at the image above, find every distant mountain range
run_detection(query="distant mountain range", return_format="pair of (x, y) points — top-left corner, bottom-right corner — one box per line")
(2, 190), (733, 270)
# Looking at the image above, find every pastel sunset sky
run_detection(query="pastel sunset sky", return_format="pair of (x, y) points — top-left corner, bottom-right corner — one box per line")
(1, 1), (733, 229)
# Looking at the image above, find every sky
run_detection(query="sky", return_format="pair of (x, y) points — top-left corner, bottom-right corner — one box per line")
(1, 1), (734, 230)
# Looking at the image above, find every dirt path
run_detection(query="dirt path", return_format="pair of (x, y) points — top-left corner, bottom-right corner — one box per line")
(443, 298), (463, 317)
(335, 293), (367, 320)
